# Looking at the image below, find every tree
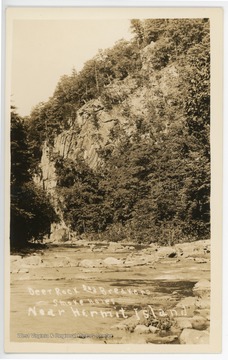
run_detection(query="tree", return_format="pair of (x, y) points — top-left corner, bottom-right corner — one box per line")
(130, 19), (144, 45)
(54, 156), (108, 234)
(11, 110), (32, 185)
(10, 109), (58, 249)
(143, 19), (168, 44)
(179, 31), (210, 238)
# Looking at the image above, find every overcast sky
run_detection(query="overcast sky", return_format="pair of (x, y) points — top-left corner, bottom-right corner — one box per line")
(11, 19), (132, 116)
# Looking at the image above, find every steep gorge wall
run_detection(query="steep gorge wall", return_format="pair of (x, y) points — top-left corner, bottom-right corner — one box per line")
(38, 66), (181, 192)
(35, 44), (184, 239)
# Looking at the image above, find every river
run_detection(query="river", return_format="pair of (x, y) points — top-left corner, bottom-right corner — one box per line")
(10, 241), (210, 344)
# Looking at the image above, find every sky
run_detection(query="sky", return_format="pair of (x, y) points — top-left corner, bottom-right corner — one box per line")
(11, 19), (133, 116)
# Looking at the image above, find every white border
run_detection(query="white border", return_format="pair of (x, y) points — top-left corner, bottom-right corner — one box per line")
(1, 0), (227, 359)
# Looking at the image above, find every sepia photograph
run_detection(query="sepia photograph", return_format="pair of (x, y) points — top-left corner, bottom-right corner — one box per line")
(4, 6), (223, 353)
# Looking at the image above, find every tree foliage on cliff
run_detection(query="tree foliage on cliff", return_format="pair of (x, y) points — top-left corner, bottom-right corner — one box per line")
(27, 39), (141, 164)
(10, 110), (58, 249)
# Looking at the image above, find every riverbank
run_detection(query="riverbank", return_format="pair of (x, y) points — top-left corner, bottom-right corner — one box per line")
(10, 239), (210, 344)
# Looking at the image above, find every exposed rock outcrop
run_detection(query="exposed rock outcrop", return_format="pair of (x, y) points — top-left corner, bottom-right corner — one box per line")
(33, 45), (187, 236)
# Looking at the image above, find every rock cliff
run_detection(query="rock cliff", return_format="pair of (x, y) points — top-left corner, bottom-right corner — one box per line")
(37, 52), (182, 196)
(29, 19), (210, 243)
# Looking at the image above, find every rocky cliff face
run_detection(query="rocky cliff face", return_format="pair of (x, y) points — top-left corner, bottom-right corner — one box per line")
(28, 19), (210, 244)
(34, 43), (185, 241)
(37, 44), (182, 197)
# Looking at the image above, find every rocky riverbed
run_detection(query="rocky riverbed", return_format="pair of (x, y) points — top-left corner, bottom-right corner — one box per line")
(10, 239), (210, 344)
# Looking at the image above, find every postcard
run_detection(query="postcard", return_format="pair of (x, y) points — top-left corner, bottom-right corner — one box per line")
(4, 6), (223, 353)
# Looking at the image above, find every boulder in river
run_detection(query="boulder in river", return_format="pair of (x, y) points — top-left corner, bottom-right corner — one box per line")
(175, 239), (210, 258)
(194, 308), (210, 320)
(112, 310), (144, 332)
(156, 246), (177, 258)
(149, 325), (159, 334)
(193, 279), (210, 299)
(179, 328), (209, 344)
(195, 298), (210, 310)
(78, 259), (103, 268)
(146, 334), (178, 344)
(191, 315), (208, 330)
(21, 255), (42, 267)
(103, 257), (123, 266)
(134, 325), (150, 334)
(175, 317), (193, 330)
